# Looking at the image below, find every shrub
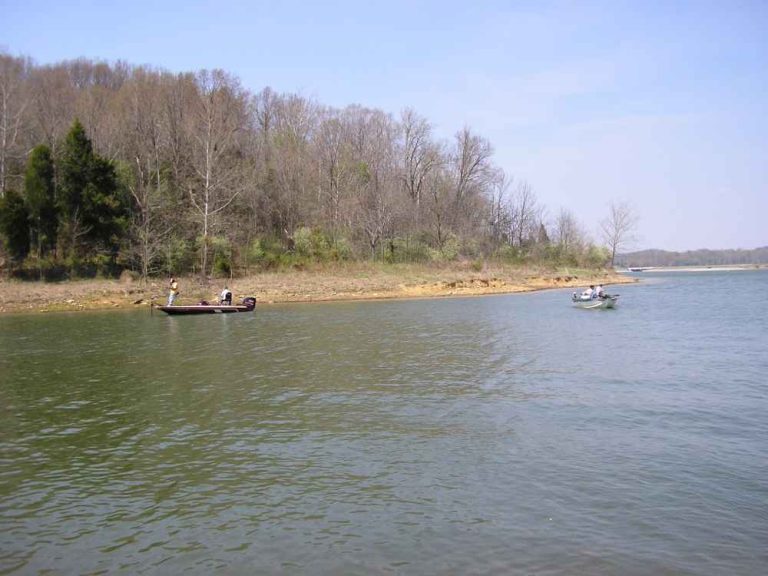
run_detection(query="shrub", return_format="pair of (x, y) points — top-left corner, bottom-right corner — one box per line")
(163, 238), (195, 276)
(329, 236), (352, 261)
(495, 244), (525, 264)
(247, 237), (289, 270)
(93, 253), (119, 278)
(429, 236), (460, 262)
(582, 245), (610, 268)
(247, 238), (266, 265)
(460, 238), (482, 259)
(292, 227), (349, 263)
(384, 237), (431, 264)
(293, 227), (313, 258)
(210, 236), (233, 277)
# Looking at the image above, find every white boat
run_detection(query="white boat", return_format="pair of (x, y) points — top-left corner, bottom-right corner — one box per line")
(571, 293), (619, 309)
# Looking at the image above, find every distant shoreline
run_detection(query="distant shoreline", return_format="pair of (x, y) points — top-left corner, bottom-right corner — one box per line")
(0, 264), (637, 315)
(621, 264), (765, 273)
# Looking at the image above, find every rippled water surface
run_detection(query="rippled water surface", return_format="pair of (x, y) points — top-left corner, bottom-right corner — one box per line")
(2, 271), (767, 575)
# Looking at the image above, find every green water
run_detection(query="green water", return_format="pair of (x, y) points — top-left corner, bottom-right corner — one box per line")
(1, 271), (767, 574)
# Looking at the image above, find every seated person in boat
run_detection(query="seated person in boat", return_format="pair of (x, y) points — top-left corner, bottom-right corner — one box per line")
(595, 284), (604, 298)
(220, 286), (233, 305)
(580, 285), (594, 300)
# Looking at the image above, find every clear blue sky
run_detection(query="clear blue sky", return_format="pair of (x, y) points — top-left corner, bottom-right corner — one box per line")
(3, 0), (766, 251)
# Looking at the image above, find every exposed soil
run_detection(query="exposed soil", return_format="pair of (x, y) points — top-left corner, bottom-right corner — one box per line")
(0, 263), (637, 314)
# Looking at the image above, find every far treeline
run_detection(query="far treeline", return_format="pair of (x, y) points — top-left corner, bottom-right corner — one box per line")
(0, 53), (629, 281)
(617, 247), (768, 268)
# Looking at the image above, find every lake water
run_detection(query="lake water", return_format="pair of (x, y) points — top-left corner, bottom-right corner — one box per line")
(1, 271), (767, 575)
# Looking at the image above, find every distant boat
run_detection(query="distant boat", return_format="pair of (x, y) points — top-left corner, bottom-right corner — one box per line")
(571, 293), (619, 309)
(626, 267), (655, 272)
(157, 297), (256, 315)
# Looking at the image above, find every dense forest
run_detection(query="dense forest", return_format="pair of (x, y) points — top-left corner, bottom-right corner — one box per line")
(0, 53), (611, 280)
(617, 247), (768, 267)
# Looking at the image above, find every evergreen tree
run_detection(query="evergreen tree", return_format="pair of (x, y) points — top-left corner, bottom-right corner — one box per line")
(0, 189), (30, 264)
(82, 155), (128, 251)
(57, 120), (128, 270)
(58, 119), (93, 258)
(24, 145), (58, 256)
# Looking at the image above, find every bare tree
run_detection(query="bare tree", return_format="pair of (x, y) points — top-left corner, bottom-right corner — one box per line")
(449, 127), (494, 232)
(243, 90), (318, 256)
(269, 92), (318, 236)
(554, 208), (585, 253)
(348, 108), (400, 258)
(251, 86), (278, 171)
(185, 69), (247, 275)
(400, 108), (439, 209)
(30, 64), (77, 155)
(600, 200), (638, 267)
(424, 170), (453, 249)
(119, 68), (173, 280)
(162, 72), (194, 189)
(0, 54), (31, 196)
(487, 169), (512, 247)
(510, 180), (540, 247)
(314, 108), (355, 234)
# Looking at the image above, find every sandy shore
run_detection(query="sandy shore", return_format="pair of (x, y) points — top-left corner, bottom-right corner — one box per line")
(0, 263), (637, 314)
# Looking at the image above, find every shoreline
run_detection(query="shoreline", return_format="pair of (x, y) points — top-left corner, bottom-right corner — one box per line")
(0, 264), (637, 315)
(625, 264), (768, 274)
(621, 264), (765, 273)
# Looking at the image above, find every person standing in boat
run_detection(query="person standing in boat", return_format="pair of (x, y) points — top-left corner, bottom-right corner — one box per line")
(220, 285), (232, 305)
(168, 277), (179, 306)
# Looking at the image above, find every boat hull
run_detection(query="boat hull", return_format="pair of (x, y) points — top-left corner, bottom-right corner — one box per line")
(157, 297), (256, 315)
(572, 295), (618, 309)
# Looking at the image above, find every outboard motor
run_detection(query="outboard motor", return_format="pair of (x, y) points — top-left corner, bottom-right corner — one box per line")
(242, 297), (257, 310)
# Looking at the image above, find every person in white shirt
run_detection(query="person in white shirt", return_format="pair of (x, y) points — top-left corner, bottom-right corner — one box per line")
(220, 286), (232, 305)
(595, 285), (604, 299)
(581, 285), (594, 300)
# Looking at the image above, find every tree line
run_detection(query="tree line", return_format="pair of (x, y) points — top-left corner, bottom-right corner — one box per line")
(0, 53), (615, 280)
(617, 247), (768, 267)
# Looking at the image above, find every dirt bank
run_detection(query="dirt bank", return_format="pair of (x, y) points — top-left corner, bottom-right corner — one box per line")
(0, 264), (637, 314)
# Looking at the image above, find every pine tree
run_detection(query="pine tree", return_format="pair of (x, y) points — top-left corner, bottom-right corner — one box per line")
(58, 119), (93, 259)
(0, 189), (30, 264)
(24, 145), (58, 257)
(82, 155), (127, 251)
(57, 120), (128, 272)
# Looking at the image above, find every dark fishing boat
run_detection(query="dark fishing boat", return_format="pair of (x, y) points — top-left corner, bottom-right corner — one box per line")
(157, 297), (256, 315)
